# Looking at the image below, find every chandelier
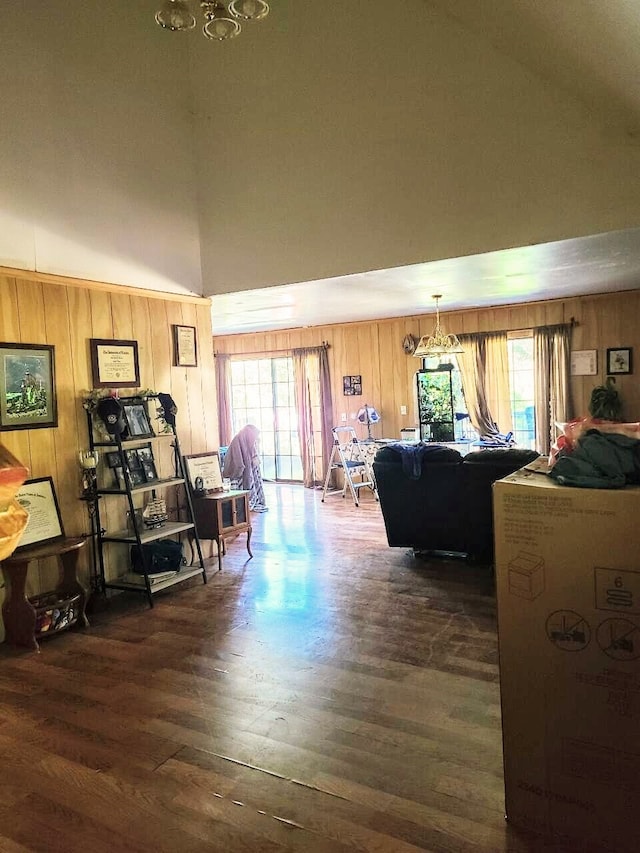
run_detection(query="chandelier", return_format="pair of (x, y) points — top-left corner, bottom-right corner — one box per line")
(413, 294), (464, 358)
(155, 1), (269, 42)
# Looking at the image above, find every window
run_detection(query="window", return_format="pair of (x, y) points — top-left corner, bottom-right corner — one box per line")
(507, 334), (535, 449)
(418, 357), (476, 443)
(229, 358), (303, 482)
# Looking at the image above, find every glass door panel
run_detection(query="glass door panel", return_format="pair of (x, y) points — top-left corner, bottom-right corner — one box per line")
(230, 357), (303, 482)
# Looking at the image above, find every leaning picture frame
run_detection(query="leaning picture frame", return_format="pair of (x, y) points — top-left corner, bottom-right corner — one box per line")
(0, 342), (57, 431)
(90, 338), (140, 388)
(14, 476), (65, 549)
(122, 402), (154, 438)
(173, 324), (198, 368)
(183, 451), (224, 493)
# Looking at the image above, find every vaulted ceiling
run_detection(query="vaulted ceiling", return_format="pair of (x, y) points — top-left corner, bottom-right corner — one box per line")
(201, 0), (640, 333)
(2, 2), (640, 334)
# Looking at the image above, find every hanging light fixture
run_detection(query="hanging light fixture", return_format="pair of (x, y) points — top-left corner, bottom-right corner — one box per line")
(202, 2), (241, 41)
(413, 294), (464, 358)
(155, 0), (269, 41)
(155, 0), (196, 30)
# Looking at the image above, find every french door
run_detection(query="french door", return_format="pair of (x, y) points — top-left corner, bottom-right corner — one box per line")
(229, 357), (303, 482)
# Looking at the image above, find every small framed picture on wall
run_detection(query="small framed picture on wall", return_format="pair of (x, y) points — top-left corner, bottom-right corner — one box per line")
(606, 347), (632, 376)
(173, 325), (198, 367)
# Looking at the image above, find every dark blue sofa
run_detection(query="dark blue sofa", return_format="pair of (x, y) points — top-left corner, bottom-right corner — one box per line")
(373, 444), (539, 563)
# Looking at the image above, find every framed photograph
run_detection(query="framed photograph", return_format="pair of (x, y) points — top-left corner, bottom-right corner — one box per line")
(173, 324), (198, 368)
(606, 347), (632, 376)
(343, 375), (362, 396)
(90, 338), (140, 388)
(105, 451), (122, 468)
(123, 403), (153, 438)
(14, 476), (65, 549)
(0, 343), (57, 431)
(183, 451), (223, 493)
(125, 448), (143, 470)
(127, 467), (146, 488)
(141, 459), (158, 482)
(136, 444), (158, 482)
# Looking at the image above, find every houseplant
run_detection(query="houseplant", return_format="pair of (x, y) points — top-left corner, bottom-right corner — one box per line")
(588, 376), (622, 421)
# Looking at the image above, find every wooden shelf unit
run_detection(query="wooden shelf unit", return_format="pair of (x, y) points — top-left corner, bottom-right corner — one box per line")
(87, 396), (207, 606)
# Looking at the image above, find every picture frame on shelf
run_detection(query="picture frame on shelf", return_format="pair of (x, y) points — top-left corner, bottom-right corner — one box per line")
(14, 477), (65, 549)
(127, 468), (146, 488)
(90, 338), (140, 388)
(105, 451), (121, 468)
(606, 347), (632, 376)
(135, 444), (157, 480)
(123, 444), (158, 483)
(173, 324), (198, 368)
(125, 448), (143, 471)
(141, 459), (158, 482)
(122, 402), (153, 438)
(0, 342), (57, 431)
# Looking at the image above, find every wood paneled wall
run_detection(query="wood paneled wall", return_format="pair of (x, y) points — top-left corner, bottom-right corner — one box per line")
(0, 268), (218, 619)
(214, 289), (640, 439)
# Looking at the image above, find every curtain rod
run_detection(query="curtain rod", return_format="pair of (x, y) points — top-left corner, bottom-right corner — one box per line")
(214, 341), (330, 358)
(457, 317), (578, 338)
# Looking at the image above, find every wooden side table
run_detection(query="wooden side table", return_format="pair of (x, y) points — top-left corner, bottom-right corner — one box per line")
(1, 537), (89, 651)
(191, 489), (253, 571)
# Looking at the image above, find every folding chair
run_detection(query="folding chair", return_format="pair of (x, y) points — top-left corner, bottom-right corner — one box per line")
(321, 426), (379, 506)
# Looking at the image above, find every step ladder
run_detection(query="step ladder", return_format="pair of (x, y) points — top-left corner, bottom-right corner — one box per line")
(321, 426), (379, 506)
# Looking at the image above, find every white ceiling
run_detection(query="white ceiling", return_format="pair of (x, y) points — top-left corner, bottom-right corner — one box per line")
(209, 0), (640, 336)
(211, 227), (640, 334)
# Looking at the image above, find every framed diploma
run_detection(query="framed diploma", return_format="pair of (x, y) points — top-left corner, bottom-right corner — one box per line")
(570, 349), (598, 376)
(14, 476), (65, 549)
(173, 325), (198, 368)
(90, 338), (141, 388)
(183, 451), (223, 493)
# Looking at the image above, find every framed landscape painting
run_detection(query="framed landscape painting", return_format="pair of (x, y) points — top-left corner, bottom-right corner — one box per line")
(0, 343), (57, 431)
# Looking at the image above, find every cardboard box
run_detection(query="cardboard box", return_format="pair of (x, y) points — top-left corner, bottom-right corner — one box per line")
(493, 468), (640, 852)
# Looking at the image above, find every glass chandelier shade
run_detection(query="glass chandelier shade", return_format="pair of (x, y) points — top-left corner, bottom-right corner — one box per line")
(228, 0), (269, 20)
(155, 0), (269, 40)
(413, 295), (464, 358)
(202, 3), (242, 40)
(155, 0), (197, 31)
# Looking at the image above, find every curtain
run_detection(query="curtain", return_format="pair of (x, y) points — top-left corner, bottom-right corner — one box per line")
(215, 353), (233, 448)
(292, 346), (334, 488)
(457, 332), (510, 436)
(534, 324), (573, 455)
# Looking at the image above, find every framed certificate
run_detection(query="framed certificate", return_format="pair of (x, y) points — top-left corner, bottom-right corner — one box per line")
(570, 349), (598, 376)
(183, 451), (223, 493)
(14, 476), (65, 549)
(173, 325), (198, 368)
(90, 338), (140, 388)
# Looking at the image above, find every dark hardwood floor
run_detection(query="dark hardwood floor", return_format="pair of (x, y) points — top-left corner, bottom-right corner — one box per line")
(0, 483), (580, 851)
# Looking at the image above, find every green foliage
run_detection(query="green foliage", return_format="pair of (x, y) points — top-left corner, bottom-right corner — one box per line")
(588, 377), (622, 421)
